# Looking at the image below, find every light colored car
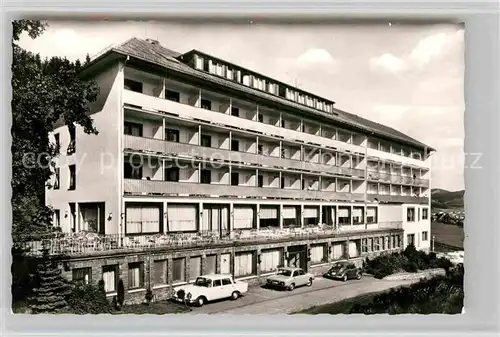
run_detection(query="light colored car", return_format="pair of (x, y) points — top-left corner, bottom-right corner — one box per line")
(266, 267), (314, 291)
(173, 274), (248, 307)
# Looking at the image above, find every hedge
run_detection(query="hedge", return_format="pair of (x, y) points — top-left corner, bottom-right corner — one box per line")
(364, 244), (454, 279)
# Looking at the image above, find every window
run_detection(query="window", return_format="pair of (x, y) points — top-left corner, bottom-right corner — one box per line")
(165, 129), (179, 142)
(231, 172), (239, 186)
(257, 145), (263, 155)
(338, 208), (351, 225)
(124, 121), (143, 137)
(213, 279), (222, 287)
(53, 210), (60, 227)
(203, 58), (209, 71)
(165, 90), (180, 102)
(102, 265), (118, 292)
(124, 79), (143, 93)
(189, 256), (202, 281)
(422, 231), (429, 241)
(201, 135), (211, 147)
(280, 177), (285, 189)
(72, 267), (91, 285)
(407, 207), (415, 222)
(195, 55), (203, 70)
(281, 119), (285, 128)
(366, 207), (377, 223)
(54, 167), (60, 190)
(231, 107), (239, 117)
(128, 262), (144, 289)
(258, 114), (264, 123)
(124, 162), (142, 179)
(201, 170), (211, 184)
(54, 133), (60, 149)
(206, 255), (217, 274)
(407, 234), (415, 246)
(231, 140), (239, 152)
(154, 260), (167, 285)
(165, 167), (179, 182)
(201, 99), (211, 110)
(258, 175), (264, 188)
(173, 258), (185, 283)
(422, 208), (429, 220)
(68, 165), (76, 190)
(234, 252), (254, 277)
(297, 269), (305, 276)
(222, 278), (232, 285)
(125, 204), (161, 234)
(67, 127), (76, 154)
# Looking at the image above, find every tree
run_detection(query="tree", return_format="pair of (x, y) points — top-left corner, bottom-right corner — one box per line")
(30, 243), (72, 313)
(11, 20), (99, 240)
(85, 53), (91, 65)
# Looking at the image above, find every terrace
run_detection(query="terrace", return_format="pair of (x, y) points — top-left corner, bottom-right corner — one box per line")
(19, 221), (402, 257)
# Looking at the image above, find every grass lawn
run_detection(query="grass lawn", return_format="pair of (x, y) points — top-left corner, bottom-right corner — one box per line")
(431, 221), (464, 249)
(116, 301), (192, 314)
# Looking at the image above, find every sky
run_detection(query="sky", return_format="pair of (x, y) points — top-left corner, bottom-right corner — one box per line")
(18, 20), (465, 191)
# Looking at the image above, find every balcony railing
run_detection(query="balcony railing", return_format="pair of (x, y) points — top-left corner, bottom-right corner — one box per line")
(367, 193), (429, 204)
(123, 90), (365, 155)
(366, 170), (429, 188)
(17, 222), (403, 257)
(123, 178), (366, 202)
(123, 135), (365, 178)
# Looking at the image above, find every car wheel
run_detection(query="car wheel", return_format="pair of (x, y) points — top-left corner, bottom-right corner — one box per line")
(306, 278), (313, 287)
(196, 296), (206, 307)
(288, 283), (295, 291)
(231, 291), (239, 300)
(342, 274), (348, 282)
(356, 273), (362, 280)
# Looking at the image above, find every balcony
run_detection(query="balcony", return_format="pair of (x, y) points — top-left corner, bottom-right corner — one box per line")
(123, 89), (365, 155)
(123, 135), (365, 178)
(366, 170), (429, 188)
(366, 147), (429, 169)
(18, 222), (403, 257)
(366, 193), (429, 204)
(123, 178), (365, 202)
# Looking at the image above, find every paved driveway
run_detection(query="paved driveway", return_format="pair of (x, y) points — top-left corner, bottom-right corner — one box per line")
(188, 275), (417, 314)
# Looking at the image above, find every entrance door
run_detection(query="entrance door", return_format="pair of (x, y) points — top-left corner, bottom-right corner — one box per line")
(288, 252), (302, 268)
(220, 253), (231, 274)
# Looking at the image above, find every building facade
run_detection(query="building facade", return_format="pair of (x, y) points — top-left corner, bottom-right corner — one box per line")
(44, 38), (434, 303)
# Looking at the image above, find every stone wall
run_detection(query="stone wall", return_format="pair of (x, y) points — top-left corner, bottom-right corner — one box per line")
(56, 229), (403, 305)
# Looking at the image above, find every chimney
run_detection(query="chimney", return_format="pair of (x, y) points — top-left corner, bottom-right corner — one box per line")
(145, 38), (159, 45)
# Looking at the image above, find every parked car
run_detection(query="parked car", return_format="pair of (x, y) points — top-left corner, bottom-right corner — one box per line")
(324, 262), (363, 281)
(266, 267), (314, 291)
(172, 274), (248, 307)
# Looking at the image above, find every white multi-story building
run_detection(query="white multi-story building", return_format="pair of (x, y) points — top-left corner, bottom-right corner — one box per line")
(44, 38), (434, 302)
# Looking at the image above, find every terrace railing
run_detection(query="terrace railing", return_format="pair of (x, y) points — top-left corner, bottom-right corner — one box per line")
(16, 221), (403, 257)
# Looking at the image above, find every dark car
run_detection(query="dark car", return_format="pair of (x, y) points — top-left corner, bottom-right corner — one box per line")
(324, 262), (363, 281)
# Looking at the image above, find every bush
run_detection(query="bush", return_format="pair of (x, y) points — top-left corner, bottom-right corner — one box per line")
(364, 246), (455, 278)
(67, 282), (113, 314)
(349, 266), (464, 314)
(117, 279), (125, 309)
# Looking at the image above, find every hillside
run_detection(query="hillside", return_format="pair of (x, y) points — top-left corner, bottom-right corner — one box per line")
(431, 189), (464, 210)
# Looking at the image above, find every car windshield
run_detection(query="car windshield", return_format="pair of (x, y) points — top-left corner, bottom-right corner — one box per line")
(194, 277), (211, 287)
(331, 264), (345, 271)
(277, 269), (292, 277)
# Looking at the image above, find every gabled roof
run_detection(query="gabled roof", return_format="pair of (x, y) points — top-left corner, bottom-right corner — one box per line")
(84, 37), (435, 152)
